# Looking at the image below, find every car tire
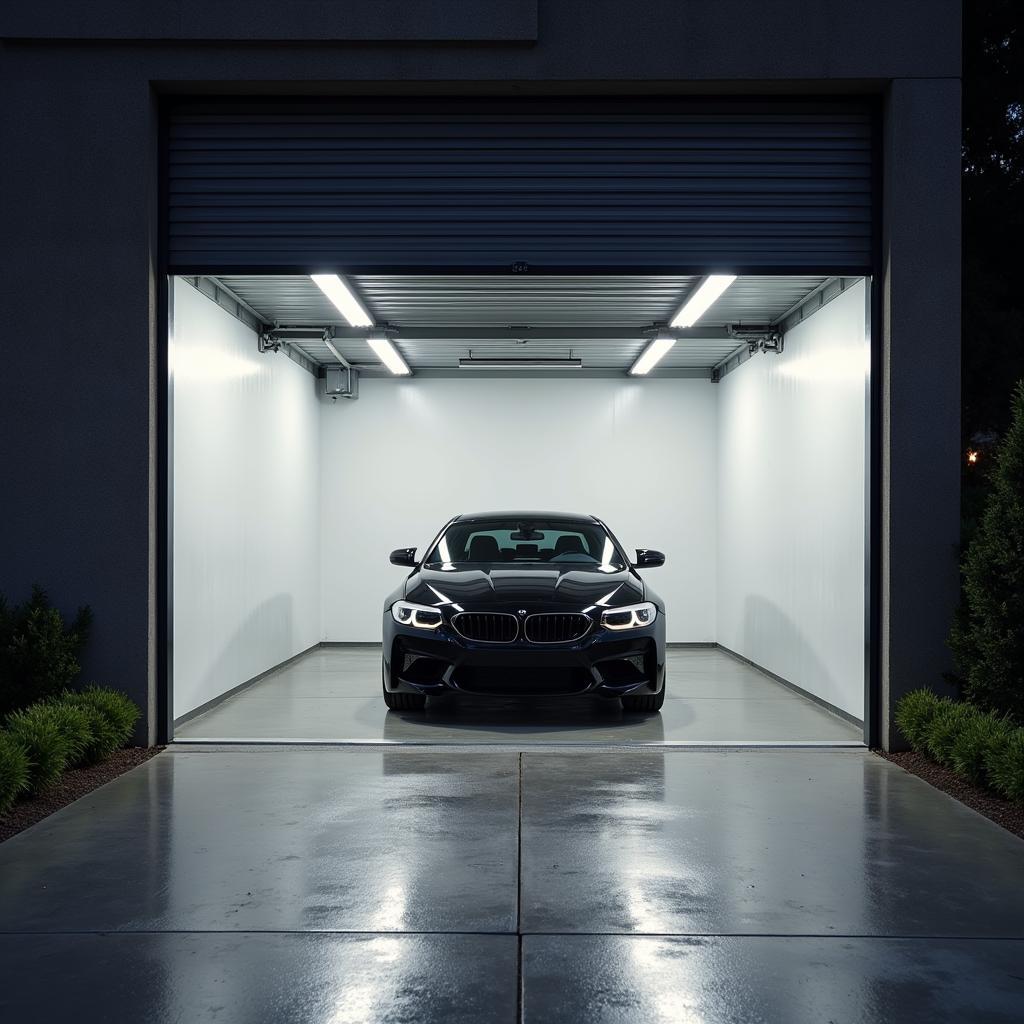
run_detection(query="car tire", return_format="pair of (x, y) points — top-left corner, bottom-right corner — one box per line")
(621, 678), (666, 713)
(382, 660), (427, 711)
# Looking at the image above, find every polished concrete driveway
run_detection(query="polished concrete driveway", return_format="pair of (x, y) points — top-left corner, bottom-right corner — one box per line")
(1, 747), (1022, 1022)
(176, 645), (862, 744)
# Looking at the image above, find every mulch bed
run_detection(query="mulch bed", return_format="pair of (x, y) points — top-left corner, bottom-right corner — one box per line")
(876, 749), (1024, 841)
(0, 746), (163, 844)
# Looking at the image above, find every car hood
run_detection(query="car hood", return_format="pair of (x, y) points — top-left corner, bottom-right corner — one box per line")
(404, 564), (645, 611)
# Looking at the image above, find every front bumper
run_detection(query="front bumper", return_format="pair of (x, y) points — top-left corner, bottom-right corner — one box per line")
(382, 610), (665, 699)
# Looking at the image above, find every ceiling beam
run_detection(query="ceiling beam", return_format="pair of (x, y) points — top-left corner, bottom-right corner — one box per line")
(269, 325), (732, 343)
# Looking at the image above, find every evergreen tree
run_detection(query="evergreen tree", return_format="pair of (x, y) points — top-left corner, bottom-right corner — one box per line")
(951, 381), (1024, 720)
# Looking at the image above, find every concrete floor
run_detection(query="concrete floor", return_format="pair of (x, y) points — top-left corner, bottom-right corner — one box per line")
(175, 645), (862, 744)
(0, 747), (1022, 1022)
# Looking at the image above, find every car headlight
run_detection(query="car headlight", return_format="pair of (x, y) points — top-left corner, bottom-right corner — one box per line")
(391, 600), (444, 630)
(601, 602), (657, 631)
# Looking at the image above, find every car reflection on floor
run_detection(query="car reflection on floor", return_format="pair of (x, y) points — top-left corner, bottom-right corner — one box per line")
(173, 647), (863, 744)
(380, 694), (669, 745)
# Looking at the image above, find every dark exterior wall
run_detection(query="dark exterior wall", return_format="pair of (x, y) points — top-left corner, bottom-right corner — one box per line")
(880, 78), (963, 748)
(0, 0), (961, 745)
(2, 1), (960, 79)
(0, 66), (159, 738)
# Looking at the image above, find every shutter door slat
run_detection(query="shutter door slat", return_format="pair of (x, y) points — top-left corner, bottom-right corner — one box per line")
(166, 99), (873, 273)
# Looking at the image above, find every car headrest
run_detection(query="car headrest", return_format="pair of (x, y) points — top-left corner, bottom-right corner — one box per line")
(468, 535), (501, 561)
(554, 535), (585, 555)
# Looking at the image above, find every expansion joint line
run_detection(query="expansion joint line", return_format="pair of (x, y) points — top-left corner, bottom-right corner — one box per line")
(516, 751), (524, 1021)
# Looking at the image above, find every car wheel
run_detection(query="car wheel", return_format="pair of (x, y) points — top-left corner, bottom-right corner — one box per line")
(382, 659), (426, 711)
(621, 678), (666, 713)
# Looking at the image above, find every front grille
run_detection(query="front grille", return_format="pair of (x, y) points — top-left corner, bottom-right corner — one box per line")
(452, 612), (518, 643)
(524, 613), (591, 644)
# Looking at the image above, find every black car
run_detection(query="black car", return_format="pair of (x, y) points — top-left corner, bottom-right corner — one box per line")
(382, 512), (666, 712)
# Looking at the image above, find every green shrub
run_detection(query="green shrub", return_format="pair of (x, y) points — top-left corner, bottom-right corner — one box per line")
(57, 698), (118, 764)
(949, 710), (1014, 785)
(0, 586), (92, 718)
(42, 700), (95, 769)
(62, 692), (138, 749)
(949, 381), (1024, 722)
(986, 728), (1024, 802)
(60, 687), (140, 754)
(894, 689), (944, 750)
(0, 731), (31, 814)
(4, 705), (74, 794)
(922, 700), (977, 768)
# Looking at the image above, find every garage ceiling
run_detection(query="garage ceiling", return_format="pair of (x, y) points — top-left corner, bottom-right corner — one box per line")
(200, 274), (841, 374)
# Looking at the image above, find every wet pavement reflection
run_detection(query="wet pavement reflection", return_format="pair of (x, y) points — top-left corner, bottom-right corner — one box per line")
(0, 747), (1021, 1022)
(176, 647), (861, 744)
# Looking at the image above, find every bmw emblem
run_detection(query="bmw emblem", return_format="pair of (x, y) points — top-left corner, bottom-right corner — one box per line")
(518, 609), (528, 617)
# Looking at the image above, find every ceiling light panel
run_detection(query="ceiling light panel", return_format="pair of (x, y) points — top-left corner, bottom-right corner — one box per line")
(310, 274), (374, 328)
(670, 274), (737, 328)
(628, 333), (676, 376)
(367, 334), (410, 375)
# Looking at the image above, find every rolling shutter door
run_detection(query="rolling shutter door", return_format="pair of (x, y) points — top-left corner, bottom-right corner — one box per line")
(166, 98), (874, 274)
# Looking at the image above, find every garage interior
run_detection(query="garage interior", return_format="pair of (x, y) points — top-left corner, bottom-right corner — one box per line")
(169, 271), (868, 745)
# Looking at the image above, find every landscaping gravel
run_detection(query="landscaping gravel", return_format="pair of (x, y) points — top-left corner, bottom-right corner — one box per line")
(877, 749), (1024, 840)
(0, 746), (162, 843)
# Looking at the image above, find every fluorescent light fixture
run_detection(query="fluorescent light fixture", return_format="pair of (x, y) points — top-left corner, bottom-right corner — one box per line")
(367, 334), (410, 375)
(458, 357), (583, 369)
(629, 333), (676, 376)
(670, 274), (737, 329)
(310, 274), (374, 328)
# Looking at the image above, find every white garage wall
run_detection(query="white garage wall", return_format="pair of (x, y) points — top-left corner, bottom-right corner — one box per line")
(716, 280), (868, 719)
(320, 377), (717, 643)
(172, 280), (868, 719)
(172, 279), (322, 719)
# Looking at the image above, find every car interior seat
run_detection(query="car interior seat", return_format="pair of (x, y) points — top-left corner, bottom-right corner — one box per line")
(554, 535), (586, 555)
(468, 535), (502, 561)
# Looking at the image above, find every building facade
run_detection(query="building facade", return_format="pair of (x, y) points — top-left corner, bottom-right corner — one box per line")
(0, 1), (962, 747)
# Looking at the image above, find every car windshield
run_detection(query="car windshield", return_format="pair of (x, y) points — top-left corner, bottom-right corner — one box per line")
(425, 518), (626, 569)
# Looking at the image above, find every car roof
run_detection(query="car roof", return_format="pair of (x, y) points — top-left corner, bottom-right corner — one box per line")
(455, 511), (599, 524)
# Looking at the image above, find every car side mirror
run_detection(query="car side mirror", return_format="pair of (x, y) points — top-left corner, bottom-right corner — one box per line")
(633, 548), (665, 569)
(389, 547), (418, 568)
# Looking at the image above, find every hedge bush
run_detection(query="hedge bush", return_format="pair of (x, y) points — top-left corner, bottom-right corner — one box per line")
(923, 701), (977, 768)
(0, 688), (141, 808)
(42, 702), (95, 769)
(987, 729), (1024, 803)
(894, 689), (943, 749)
(86, 686), (139, 741)
(950, 710), (1014, 785)
(895, 688), (1024, 802)
(0, 732), (31, 814)
(56, 697), (119, 765)
(4, 705), (76, 794)
(60, 687), (140, 752)
(0, 586), (92, 718)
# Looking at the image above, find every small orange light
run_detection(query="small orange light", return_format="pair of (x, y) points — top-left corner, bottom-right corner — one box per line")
(967, 449), (979, 465)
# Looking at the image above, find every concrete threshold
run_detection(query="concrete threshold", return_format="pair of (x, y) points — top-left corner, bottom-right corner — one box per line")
(170, 737), (867, 751)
